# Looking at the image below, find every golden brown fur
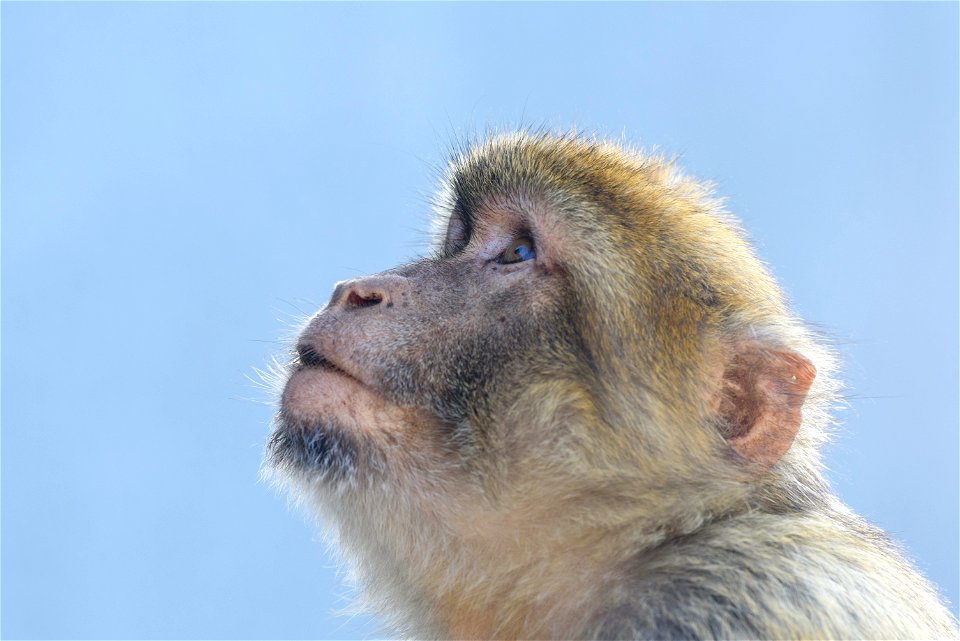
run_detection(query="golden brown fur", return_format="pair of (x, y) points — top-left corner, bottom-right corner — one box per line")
(266, 132), (957, 639)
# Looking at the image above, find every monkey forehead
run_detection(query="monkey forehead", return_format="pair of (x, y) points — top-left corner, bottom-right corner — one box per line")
(435, 133), (714, 247)
(435, 136), (673, 258)
(440, 133), (674, 214)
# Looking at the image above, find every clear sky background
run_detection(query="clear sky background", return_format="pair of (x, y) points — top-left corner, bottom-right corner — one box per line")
(2, 3), (957, 639)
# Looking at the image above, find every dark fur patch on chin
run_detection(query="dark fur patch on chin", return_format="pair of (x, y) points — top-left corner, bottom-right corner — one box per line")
(267, 411), (363, 482)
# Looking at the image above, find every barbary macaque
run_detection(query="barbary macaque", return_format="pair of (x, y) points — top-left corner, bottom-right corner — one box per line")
(266, 132), (958, 639)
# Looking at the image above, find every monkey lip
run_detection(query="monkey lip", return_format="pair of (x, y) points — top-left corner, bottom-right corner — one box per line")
(281, 352), (425, 445)
(293, 351), (370, 390)
(282, 350), (387, 420)
(298, 353), (350, 378)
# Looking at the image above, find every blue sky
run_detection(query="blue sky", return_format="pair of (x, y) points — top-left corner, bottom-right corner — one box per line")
(2, 3), (957, 638)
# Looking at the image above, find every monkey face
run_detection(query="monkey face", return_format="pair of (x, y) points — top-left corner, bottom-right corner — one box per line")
(269, 198), (577, 492)
(268, 133), (819, 535)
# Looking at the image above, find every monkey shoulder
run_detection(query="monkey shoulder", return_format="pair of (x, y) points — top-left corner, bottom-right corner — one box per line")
(587, 510), (958, 640)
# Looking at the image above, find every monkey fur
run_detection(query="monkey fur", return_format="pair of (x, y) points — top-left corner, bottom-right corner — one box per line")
(266, 132), (958, 639)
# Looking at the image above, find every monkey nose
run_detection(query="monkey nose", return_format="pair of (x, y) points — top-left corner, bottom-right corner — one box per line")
(328, 274), (409, 310)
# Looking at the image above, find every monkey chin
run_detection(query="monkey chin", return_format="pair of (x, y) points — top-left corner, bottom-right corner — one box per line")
(269, 365), (414, 482)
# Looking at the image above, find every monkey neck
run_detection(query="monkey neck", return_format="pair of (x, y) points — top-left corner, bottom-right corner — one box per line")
(328, 487), (631, 637)
(333, 469), (825, 639)
(422, 485), (828, 639)
(428, 523), (633, 639)
(398, 489), (731, 637)
(361, 467), (831, 638)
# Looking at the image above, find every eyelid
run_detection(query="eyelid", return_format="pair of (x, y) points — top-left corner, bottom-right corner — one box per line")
(444, 216), (471, 255)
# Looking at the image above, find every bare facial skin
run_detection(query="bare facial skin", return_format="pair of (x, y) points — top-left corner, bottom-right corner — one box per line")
(266, 133), (958, 640)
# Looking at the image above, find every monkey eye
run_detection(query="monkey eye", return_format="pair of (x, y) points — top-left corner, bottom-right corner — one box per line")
(496, 237), (536, 264)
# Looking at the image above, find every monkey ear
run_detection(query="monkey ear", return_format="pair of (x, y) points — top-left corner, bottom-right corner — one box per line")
(715, 346), (816, 469)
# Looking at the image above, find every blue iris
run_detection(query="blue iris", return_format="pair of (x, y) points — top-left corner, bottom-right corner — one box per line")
(498, 237), (536, 264)
(513, 243), (534, 262)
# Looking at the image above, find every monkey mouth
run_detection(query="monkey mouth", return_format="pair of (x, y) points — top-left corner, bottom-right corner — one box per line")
(273, 343), (425, 479)
(297, 352), (346, 377)
(296, 341), (335, 369)
(280, 343), (393, 426)
(294, 344), (366, 387)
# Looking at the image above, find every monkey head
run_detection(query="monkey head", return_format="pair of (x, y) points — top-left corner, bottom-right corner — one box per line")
(265, 133), (832, 634)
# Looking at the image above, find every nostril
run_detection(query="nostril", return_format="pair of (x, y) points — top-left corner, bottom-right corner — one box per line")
(346, 290), (383, 309)
(331, 275), (406, 310)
